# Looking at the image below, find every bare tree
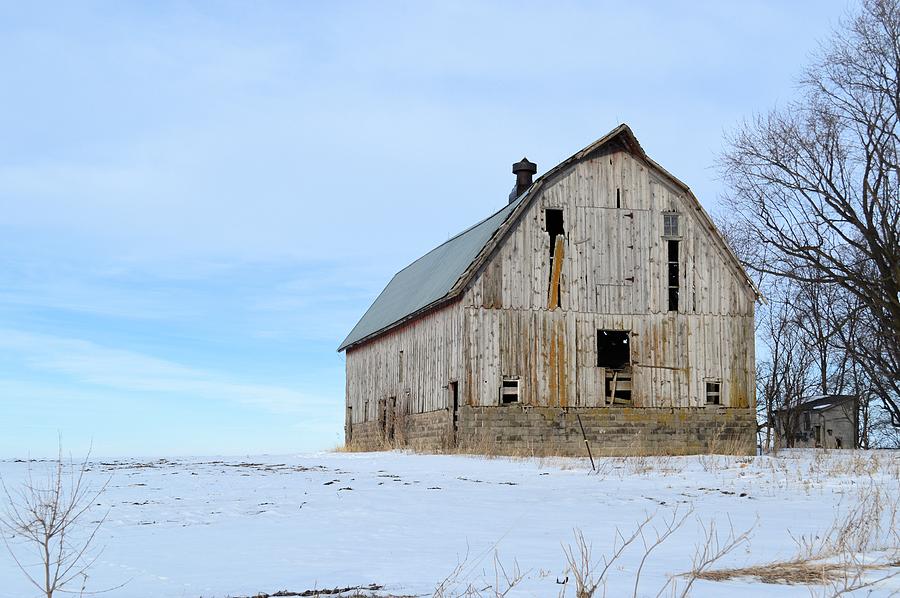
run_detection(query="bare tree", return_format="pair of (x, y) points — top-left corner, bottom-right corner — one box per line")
(720, 0), (900, 428)
(721, 215), (893, 448)
(0, 447), (111, 598)
(745, 276), (822, 450)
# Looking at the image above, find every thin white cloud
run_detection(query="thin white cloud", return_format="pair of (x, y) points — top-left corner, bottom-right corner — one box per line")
(0, 280), (189, 320)
(0, 329), (327, 415)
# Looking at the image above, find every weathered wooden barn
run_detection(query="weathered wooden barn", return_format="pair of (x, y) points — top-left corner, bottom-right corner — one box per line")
(338, 124), (759, 456)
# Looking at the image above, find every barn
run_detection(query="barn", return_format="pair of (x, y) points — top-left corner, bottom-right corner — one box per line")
(338, 124), (759, 456)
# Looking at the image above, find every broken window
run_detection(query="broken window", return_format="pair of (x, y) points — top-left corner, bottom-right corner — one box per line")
(597, 330), (632, 405)
(597, 330), (630, 369)
(705, 380), (721, 405)
(546, 209), (565, 254)
(500, 378), (520, 405)
(546, 209), (565, 310)
(667, 240), (679, 312)
(605, 372), (632, 405)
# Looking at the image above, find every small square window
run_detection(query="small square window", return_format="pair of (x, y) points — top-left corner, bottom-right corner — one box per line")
(500, 378), (520, 404)
(663, 213), (680, 237)
(705, 380), (721, 405)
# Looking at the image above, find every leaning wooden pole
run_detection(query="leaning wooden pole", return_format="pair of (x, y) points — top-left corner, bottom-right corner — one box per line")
(576, 413), (595, 471)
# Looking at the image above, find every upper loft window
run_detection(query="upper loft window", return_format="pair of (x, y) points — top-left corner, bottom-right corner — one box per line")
(663, 213), (680, 237)
(545, 209), (565, 255)
(705, 380), (721, 405)
(545, 209), (565, 310)
(667, 240), (680, 312)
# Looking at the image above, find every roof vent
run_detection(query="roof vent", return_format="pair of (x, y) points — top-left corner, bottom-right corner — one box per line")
(509, 157), (537, 203)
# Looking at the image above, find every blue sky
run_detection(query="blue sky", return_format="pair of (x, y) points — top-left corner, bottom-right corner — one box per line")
(0, 1), (849, 457)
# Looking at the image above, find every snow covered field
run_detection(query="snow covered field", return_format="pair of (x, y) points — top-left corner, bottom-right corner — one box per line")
(0, 450), (898, 597)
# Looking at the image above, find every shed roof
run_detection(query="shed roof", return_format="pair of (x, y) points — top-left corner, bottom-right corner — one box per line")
(799, 395), (858, 412)
(338, 124), (761, 352)
(772, 395), (858, 414)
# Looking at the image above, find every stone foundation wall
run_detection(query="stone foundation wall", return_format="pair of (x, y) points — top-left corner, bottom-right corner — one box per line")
(458, 406), (755, 456)
(347, 408), (452, 452)
(346, 406), (756, 456)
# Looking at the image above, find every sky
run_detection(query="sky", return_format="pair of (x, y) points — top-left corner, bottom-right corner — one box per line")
(0, 0), (851, 458)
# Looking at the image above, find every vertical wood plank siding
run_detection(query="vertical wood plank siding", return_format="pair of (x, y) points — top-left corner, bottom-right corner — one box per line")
(345, 304), (463, 423)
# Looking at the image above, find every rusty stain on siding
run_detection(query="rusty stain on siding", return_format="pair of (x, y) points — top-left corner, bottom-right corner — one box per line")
(557, 320), (568, 408)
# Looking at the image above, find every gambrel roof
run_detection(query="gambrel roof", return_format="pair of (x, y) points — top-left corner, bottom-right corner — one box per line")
(338, 124), (760, 352)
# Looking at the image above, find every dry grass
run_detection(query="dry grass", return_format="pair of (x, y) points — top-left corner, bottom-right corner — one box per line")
(432, 549), (528, 598)
(694, 560), (892, 585)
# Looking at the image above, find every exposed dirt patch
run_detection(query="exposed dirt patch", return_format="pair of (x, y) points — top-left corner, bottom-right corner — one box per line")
(232, 584), (416, 597)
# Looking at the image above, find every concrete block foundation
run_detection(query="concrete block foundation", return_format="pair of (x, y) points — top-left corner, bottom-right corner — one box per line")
(346, 406), (756, 456)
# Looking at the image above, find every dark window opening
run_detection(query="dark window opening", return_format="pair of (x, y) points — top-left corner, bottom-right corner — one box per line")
(364, 400), (369, 422)
(500, 378), (520, 404)
(616, 188), (621, 209)
(668, 265), (679, 287)
(668, 239), (679, 260)
(597, 330), (630, 369)
(668, 288), (679, 311)
(667, 240), (680, 312)
(705, 381), (721, 405)
(546, 209), (565, 257)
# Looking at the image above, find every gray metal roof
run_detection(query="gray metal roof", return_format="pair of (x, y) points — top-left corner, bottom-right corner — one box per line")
(798, 395), (858, 411)
(338, 193), (527, 351)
